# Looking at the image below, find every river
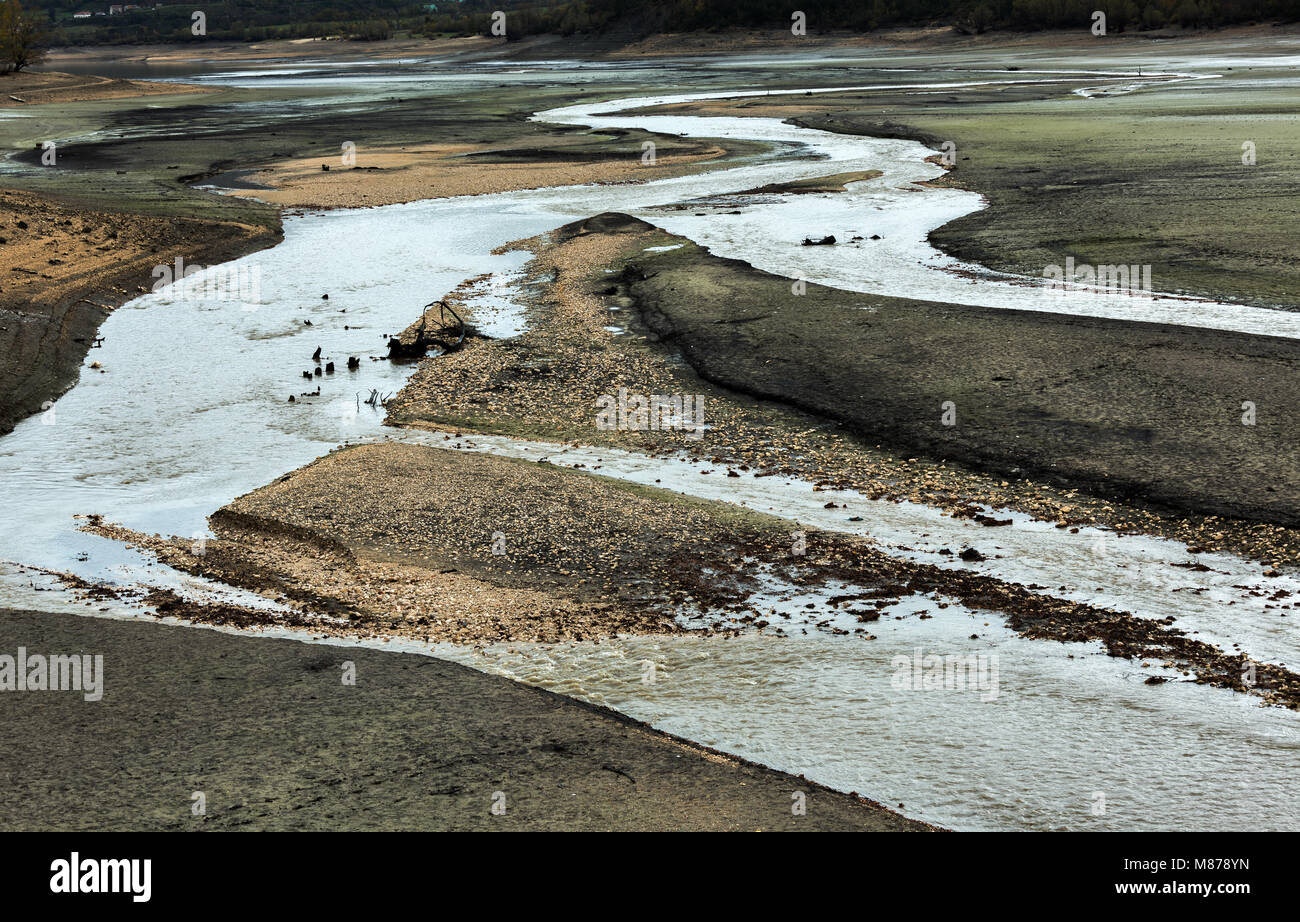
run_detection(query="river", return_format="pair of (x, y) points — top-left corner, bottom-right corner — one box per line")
(1, 53), (1297, 830)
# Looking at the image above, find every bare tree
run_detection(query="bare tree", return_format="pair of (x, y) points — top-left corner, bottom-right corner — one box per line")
(0, 0), (47, 75)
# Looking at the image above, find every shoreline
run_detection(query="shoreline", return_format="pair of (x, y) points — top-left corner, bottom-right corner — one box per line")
(0, 606), (935, 831)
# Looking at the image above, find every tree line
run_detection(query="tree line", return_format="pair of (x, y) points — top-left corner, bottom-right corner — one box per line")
(1, 0), (46, 72)
(23, 1), (427, 45)
(420, 0), (1300, 38)
(11, 0), (1300, 48)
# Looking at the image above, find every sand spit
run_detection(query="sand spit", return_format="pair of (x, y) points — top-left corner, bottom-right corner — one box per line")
(73, 437), (1300, 710)
(0, 70), (213, 107)
(81, 490), (677, 647)
(226, 139), (731, 209)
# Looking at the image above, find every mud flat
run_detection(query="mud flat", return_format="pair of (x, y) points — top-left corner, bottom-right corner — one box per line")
(0, 69), (213, 107)
(618, 219), (1300, 530)
(0, 607), (929, 831)
(391, 213), (1300, 564)
(9, 37), (1300, 830)
(645, 45), (1300, 309)
(223, 136), (734, 209)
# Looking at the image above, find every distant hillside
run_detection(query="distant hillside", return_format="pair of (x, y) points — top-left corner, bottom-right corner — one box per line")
(421, 0), (1300, 37)
(30, 0), (428, 44)
(27, 0), (1300, 46)
(423, 0), (1300, 37)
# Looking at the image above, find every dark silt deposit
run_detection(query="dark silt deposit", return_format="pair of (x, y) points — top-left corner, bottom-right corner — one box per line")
(612, 222), (1300, 529)
(0, 607), (934, 831)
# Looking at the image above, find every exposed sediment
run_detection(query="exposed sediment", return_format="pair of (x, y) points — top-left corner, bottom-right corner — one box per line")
(75, 437), (1300, 709)
(226, 137), (732, 209)
(391, 213), (1300, 568)
(0, 606), (933, 831)
(0, 189), (280, 435)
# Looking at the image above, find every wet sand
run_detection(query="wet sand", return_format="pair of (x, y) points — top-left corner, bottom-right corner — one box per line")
(225, 139), (731, 209)
(0, 607), (931, 830)
(0, 69), (213, 107)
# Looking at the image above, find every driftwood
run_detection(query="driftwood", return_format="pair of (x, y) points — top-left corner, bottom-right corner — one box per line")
(386, 299), (466, 360)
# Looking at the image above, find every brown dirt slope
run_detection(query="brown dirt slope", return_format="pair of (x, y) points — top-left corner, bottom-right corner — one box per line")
(0, 189), (279, 434)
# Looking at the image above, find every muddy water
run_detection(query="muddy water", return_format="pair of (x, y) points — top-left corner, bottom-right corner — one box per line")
(417, 434), (1300, 670)
(395, 431), (1300, 831)
(431, 626), (1300, 832)
(1, 59), (1297, 830)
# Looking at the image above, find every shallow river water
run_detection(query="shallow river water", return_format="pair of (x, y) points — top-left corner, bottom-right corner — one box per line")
(1, 55), (1297, 830)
